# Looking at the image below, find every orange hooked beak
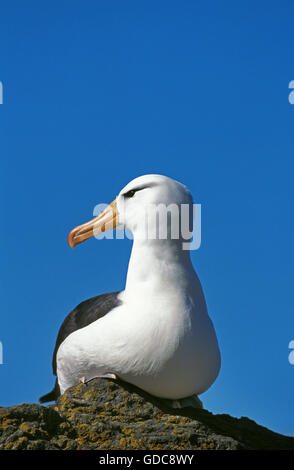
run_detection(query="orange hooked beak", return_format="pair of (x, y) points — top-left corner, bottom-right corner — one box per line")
(68, 199), (117, 248)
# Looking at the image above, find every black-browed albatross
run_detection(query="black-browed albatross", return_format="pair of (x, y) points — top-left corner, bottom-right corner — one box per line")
(40, 174), (221, 406)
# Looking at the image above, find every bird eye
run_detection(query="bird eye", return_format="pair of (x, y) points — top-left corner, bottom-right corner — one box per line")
(124, 190), (136, 198)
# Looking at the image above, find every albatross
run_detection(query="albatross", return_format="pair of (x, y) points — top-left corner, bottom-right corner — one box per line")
(40, 174), (221, 407)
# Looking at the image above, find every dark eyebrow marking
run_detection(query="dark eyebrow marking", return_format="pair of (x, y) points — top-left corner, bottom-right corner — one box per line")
(121, 183), (156, 198)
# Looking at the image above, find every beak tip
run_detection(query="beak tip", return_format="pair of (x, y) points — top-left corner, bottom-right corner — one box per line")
(68, 230), (75, 248)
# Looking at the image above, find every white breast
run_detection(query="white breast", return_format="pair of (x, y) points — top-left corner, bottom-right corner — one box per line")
(57, 288), (220, 398)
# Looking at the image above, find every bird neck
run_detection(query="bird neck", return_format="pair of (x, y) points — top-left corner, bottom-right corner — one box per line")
(124, 237), (195, 298)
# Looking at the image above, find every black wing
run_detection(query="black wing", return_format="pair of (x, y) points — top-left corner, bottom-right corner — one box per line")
(39, 291), (122, 403)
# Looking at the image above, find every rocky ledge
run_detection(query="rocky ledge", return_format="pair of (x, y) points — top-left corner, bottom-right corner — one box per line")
(0, 378), (293, 450)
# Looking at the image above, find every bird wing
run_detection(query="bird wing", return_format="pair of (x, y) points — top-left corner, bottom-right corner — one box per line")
(52, 291), (122, 375)
(39, 291), (122, 403)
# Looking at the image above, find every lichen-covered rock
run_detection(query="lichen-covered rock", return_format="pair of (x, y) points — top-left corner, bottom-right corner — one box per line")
(0, 378), (293, 450)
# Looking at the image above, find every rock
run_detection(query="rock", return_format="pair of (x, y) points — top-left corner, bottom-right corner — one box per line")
(0, 378), (293, 450)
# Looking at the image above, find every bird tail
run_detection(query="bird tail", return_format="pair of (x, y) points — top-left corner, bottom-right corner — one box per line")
(39, 379), (60, 404)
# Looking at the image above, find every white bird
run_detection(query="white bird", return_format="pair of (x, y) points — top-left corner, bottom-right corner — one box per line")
(40, 174), (221, 407)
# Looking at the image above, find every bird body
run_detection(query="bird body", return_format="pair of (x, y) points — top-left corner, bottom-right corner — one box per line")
(40, 174), (221, 403)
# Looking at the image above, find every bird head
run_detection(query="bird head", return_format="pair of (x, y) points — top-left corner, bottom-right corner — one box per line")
(68, 174), (193, 248)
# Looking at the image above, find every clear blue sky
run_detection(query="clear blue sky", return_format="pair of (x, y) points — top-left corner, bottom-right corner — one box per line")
(1, 1), (294, 437)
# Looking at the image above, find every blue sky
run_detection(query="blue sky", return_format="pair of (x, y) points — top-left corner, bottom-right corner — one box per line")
(1, 1), (294, 437)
